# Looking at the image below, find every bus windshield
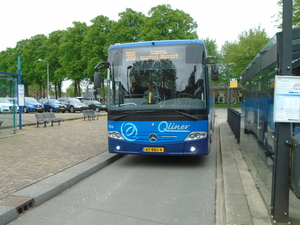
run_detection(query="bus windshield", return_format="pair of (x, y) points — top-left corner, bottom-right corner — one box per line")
(107, 43), (207, 116)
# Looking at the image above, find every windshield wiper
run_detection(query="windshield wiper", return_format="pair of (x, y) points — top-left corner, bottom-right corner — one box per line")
(111, 109), (198, 121)
(111, 110), (156, 121)
(168, 110), (198, 120)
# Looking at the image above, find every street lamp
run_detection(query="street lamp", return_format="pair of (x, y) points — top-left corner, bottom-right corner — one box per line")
(227, 62), (236, 108)
(38, 59), (50, 99)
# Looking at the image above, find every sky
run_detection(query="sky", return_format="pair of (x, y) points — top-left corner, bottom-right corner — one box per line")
(0, 0), (281, 52)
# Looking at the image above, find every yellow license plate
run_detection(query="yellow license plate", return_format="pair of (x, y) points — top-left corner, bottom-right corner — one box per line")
(61, 108), (65, 110)
(143, 147), (164, 152)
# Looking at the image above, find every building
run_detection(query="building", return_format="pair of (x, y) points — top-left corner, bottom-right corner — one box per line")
(214, 81), (242, 105)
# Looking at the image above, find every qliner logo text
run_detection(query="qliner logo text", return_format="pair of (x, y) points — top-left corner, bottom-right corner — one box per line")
(121, 121), (190, 142)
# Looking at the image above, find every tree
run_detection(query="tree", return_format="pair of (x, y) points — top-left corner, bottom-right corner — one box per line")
(0, 50), (17, 96)
(275, 0), (300, 28)
(82, 15), (114, 101)
(203, 38), (218, 57)
(107, 8), (146, 44)
(0, 48), (17, 73)
(202, 37), (222, 67)
(221, 26), (270, 81)
(59, 21), (88, 97)
(46, 30), (67, 98)
(82, 16), (113, 77)
(16, 35), (48, 97)
(0, 5), (211, 99)
(140, 4), (198, 41)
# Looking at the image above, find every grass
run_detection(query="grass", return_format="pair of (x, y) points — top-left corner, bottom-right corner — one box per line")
(215, 104), (241, 108)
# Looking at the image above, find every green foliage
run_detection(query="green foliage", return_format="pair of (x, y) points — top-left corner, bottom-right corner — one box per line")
(0, 4), (201, 98)
(82, 15), (113, 76)
(47, 30), (67, 98)
(59, 21), (88, 97)
(0, 4), (267, 99)
(66, 83), (75, 97)
(141, 4), (198, 40)
(108, 9), (146, 44)
(221, 26), (270, 81)
(275, 0), (300, 28)
(0, 48), (17, 73)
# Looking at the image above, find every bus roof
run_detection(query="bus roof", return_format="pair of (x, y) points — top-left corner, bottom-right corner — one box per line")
(109, 40), (205, 50)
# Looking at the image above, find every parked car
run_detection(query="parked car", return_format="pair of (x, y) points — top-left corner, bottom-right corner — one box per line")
(0, 97), (18, 113)
(23, 97), (44, 113)
(39, 99), (67, 113)
(57, 97), (88, 113)
(82, 100), (107, 112)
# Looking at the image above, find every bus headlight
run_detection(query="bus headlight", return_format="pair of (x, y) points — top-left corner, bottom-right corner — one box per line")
(108, 131), (124, 140)
(185, 132), (207, 141)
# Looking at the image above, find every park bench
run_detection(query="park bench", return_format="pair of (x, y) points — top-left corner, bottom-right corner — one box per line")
(35, 113), (49, 127)
(83, 109), (100, 121)
(35, 112), (64, 127)
(44, 112), (64, 126)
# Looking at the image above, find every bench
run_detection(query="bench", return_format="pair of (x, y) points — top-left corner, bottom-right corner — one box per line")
(83, 109), (100, 121)
(45, 112), (64, 126)
(35, 112), (64, 127)
(35, 113), (49, 127)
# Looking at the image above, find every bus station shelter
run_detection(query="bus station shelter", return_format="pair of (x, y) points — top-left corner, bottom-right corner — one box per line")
(0, 72), (21, 136)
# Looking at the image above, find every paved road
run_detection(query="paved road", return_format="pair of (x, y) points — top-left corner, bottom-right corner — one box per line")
(0, 109), (272, 225)
(6, 115), (218, 225)
(0, 112), (107, 203)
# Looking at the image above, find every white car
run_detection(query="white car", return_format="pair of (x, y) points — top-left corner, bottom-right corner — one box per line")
(0, 98), (18, 113)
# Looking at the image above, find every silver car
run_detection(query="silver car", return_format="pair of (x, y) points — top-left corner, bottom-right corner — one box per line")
(57, 97), (88, 113)
(0, 98), (18, 113)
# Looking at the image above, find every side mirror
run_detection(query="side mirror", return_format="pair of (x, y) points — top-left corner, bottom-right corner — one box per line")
(204, 57), (216, 65)
(211, 64), (219, 81)
(94, 61), (110, 70)
(94, 72), (102, 89)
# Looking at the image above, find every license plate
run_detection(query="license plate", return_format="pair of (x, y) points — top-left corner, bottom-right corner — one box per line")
(143, 147), (164, 152)
(61, 108), (65, 110)
(37, 108), (42, 110)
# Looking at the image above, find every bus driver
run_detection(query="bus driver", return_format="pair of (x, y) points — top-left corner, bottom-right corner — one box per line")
(144, 81), (159, 104)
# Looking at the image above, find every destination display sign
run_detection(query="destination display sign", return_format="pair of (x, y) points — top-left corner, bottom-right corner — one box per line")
(125, 50), (179, 61)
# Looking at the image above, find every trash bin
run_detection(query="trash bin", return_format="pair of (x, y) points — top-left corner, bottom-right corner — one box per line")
(290, 133), (300, 199)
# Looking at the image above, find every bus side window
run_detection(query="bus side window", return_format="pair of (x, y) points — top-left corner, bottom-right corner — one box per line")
(294, 124), (300, 136)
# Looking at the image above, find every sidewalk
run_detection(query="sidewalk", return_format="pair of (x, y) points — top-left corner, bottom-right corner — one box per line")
(0, 113), (272, 225)
(217, 120), (271, 225)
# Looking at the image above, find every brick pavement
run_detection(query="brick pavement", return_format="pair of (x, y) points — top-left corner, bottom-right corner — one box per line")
(0, 116), (107, 205)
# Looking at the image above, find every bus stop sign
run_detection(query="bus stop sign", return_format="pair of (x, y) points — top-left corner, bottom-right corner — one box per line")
(230, 78), (238, 88)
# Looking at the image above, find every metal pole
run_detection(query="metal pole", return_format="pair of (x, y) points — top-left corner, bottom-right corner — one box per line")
(47, 61), (50, 99)
(227, 72), (230, 108)
(18, 56), (22, 130)
(227, 63), (236, 108)
(271, 0), (292, 222)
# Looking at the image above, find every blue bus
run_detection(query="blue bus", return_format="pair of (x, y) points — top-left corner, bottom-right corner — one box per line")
(242, 29), (300, 157)
(94, 40), (218, 155)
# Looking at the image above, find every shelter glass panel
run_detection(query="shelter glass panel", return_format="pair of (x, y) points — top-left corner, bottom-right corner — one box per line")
(0, 74), (18, 136)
